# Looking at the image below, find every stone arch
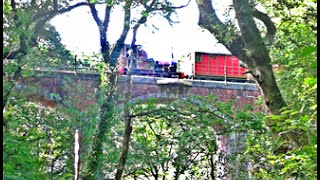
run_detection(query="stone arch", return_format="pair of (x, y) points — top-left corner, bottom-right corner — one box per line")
(128, 92), (242, 179)
(129, 93), (190, 104)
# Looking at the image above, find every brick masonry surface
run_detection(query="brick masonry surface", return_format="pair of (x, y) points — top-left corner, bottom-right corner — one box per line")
(17, 70), (261, 111)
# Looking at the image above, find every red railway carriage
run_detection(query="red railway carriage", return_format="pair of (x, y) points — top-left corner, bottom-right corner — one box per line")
(189, 52), (248, 80)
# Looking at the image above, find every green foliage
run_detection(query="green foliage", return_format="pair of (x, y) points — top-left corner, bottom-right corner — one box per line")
(21, 24), (75, 70)
(3, 0), (316, 179)
(241, 114), (317, 179)
(94, 95), (258, 179)
(3, 97), (74, 179)
(234, 0), (317, 179)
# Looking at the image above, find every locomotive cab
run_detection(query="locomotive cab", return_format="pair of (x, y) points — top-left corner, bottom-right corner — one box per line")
(117, 44), (154, 75)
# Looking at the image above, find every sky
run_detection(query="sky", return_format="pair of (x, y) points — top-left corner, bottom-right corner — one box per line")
(50, 0), (233, 61)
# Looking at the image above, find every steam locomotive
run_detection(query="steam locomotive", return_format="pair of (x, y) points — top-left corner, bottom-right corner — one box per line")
(117, 44), (251, 82)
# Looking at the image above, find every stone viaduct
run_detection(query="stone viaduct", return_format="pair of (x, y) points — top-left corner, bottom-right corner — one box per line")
(16, 69), (262, 167)
(16, 69), (261, 111)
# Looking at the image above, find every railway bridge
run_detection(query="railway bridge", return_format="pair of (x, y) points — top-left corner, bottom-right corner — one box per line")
(16, 70), (261, 111)
(15, 69), (262, 173)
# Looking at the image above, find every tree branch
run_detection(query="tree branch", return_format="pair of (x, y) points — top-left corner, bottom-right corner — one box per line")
(102, 5), (112, 33)
(53, 0), (58, 10)
(233, 0), (270, 66)
(58, 2), (89, 14)
(32, 2), (89, 22)
(151, 0), (191, 11)
(195, 0), (255, 68)
(114, 12), (135, 177)
(196, 0), (286, 114)
(130, 107), (227, 121)
(4, 2), (90, 60)
(10, 0), (17, 12)
(110, 0), (133, 66)
(251, 8), (276, 45)
(87, 2), (103, 28)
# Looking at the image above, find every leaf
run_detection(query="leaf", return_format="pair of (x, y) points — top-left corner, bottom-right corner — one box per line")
(310, 104), (317, 110)
(310, 61), (317, 68)
(304, 77), (317, 86)
(301, 46), (316, 57)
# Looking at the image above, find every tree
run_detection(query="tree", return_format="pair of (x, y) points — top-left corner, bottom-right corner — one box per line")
(113, 95), (258, 179)
(3, 1), (104, 179)
(3, 97), (74, 179)
(31, 24), (75, 69)
(194, 0), (317, 178)
(3, 0), (90, 120)
(224, 0), (317, 178)
(81, 0), (191, 178)
(194, 0), (285, 115)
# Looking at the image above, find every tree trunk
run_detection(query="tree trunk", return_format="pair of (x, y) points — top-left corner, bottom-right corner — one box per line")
(81, 74), (117, 179)
(74, 129), (80, 180)
(81, 2), (132, 178)
(173, 167), (181, 180)
(3, 41), (25, 126)
(114, 12), (149, 178)
(209, 154), (215, 179)
(114, 33), (141, 178)
(114, 115), (133, 180)
(195, 0), (286, 115)
(232, 0), (286, 114)
(114, 61), (134, 179)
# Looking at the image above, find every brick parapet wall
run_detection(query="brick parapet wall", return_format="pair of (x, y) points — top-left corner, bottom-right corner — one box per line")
(17, 71), (261, 111)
